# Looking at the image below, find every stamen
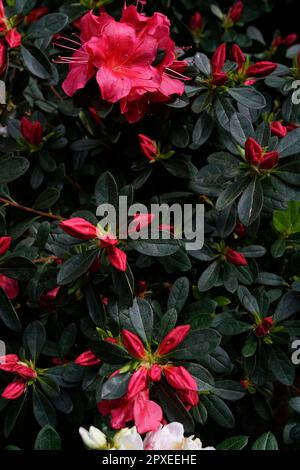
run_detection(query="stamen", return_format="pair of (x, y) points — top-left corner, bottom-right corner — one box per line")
(165, 67), (189, 81)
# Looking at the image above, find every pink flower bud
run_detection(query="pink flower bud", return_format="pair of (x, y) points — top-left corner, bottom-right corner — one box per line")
(107, 247), (127, 272)
(138, 134), (159, 161)
(157, 325), (190, 356)
(246, 61), (277, 77)
(127, 367), (148, 399)
(226, 248), (248, 266)
(148, 364), (162, 382)
(60, 218), (97, 240)
(0, 275), (19, 299)
(121, 330), (146, 359)
(2, 380), (26, 400)
(74, 351), (101, 367)
(0, 236), (11, 257)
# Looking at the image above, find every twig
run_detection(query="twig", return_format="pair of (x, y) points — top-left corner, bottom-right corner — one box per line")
(0, 197), (64, 221)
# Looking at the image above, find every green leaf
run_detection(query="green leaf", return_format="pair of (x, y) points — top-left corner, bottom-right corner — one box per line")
(238, 178), (263, 225)
(213, 380), (245, 401)
(154, 382), (195, 434)
(214, 96), (236, 131)
(216, 176), (250, 211)
(230, 113), (254, 146)
(242, 334), (257, 357)
(57, 250), (99, 285)
(0, 157), (30, 183)
(91, 340), (131, 365)
(85, 284), (106, 327)
(217, 435), (249, 450)
(15, 0), (37, 15)
(0, 288), (21, 332)
(95, 171), (118, 208)
(100, 372), (131, 400)
(194, 53), (211, 76)
(23, 321), (46, 362)
(34, 425), (62, 450)
(156, 309), (178, 344)
(129, 298), (153, 345)
(252, 432), (278, 450)
(32, 389), (57, 427)
(167, 277), (189, 313)
(33, 187), (60, 210)
(290, 397), (300, 414)
(170, 329), (221, 360)
(0, 257), (36, 281)
(4, 395), (26, 438)
(238, 286), (260, 314)
(274, 292), (300, 323)
(27, 13), (69, 39)
(273, 201), (300, 234)
(278, 128), (300, 158)
(197, 261), (221, 292)
(132, 238), (180, 257)
(21, 45), (53, 80)
(268, 346), (295, 385)
(228, 87), (266, 109)
(201, 395), (235, 428)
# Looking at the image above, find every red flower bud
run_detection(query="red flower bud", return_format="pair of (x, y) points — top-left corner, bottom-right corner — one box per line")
(246, 61), (277, 77)
(107, 246), (127, 272)
(148, 364), (162, 382)
(14, 363), (37, 380)
(0, 354), (19, 372)
(138, 134), (158, 161)
(157, 325), (190, 356)
(255, 317), (273, 337)
(282, 34), (298, 46)
(25, 7), (49, 24)
(226, 248), (248, 266)
(121, 330), (146, 359)
(211, 71), (228, 86)
(189, 12), (202, 31)
(286, 123), (299, 132)
(74, 351), (101, 367)
(2, 380), (26, 400)
(0, 236), (11, 257)
(0, 41), (7, 75)
(230, 44), (245, 70)
(127, 367), (148, 399)
(245, 137), (263, 165)
(211, 43), (226, 72)
(270, 121), (287, 138)
(234, 223), (247, 238)
(0, 275), (19, 300)
(20, 117), (43, 146)
(260, 151), (279, 170)
(60, 218), (97, 240)
(228, 0), (243, 23)
(164, 366), (198, 405)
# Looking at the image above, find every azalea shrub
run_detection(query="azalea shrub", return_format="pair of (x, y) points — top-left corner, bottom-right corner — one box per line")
(1, 0), (300, 452)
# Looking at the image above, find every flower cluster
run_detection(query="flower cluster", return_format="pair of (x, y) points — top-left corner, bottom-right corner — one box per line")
(61, 5), (186, 122)
(79, 422), (214, 450)
(0, 355), (37, 399)
(0, 236), (18, 299)
(97, 326), (199, 434)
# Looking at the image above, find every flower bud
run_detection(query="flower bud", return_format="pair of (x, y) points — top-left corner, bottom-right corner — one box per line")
(60, 218), (97, 240)
(211, 43), (226, 72)
(234, 223), (247, 238)
(260, 151), (279, 170)
(157, 325), (190, 356)
(148, 364), (162, 382)
(211, 71), (228, 86)
(226, 248), (248, 266)
(113, 427), (143, 450)
(75, 351), (101, 367)
(270, 122), (287, 138)
(138, 134), (159, 161)
(246, 61), (277, 77)
(0, 236), (11, 257)
(255, 317), (273, 337)
(230, 44), (245, 70)
(228, 0), (243, 23)
(2, 380), (26, 400)
(20, 117), (43, 146)
(25, 7), (49, 24)
(79, 426), (107, 450)
(245, 137), (263, 164)
(127, 367), (148, 399)
(189, 12), (202, 31)
(121, 330), (146, 359)
(0, 42), (7, 75)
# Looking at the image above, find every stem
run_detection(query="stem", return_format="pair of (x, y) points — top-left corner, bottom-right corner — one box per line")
(34, 256), (60, 264)
(0, 197), (64, 221)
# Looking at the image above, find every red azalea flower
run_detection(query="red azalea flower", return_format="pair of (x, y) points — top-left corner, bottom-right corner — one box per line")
(282, 33), (298, 46)
(246, 61), (277, 77)
(60, 218), (98, 240)
(39, 286), (60, 310)
(74, 351), (101, 367)
(138, 134), (159, 161)
(127, 367), (148, 399)
(122, 330), (146, 359)
(245, 137), (279, 169)
(255, 317), (273, 337)
(2, 379), (27, 400)
(164, 366), (199, 406)
(157, 325), (190, 356)
(211, 43), (226, 73)
(0, 236), (11, 256)
(228, 1), (243, 24)
(0, 40), (7, 75)
(270, 121), (288, 138)
(189, 12), (202, 31)
(226, 248), (248, 266)
(211, 70), (228, 86)
(20, 117), (43, 146)
(230, 44), (245, 70)
(0, 275), (19, 299)
(0, 0), (21, 48)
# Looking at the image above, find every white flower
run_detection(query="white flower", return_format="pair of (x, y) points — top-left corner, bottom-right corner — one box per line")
(144, 423), (185, 450)
(113, 427), (144, 450)
(182, 436), (215, 450)
(79, 426), (107, 450)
